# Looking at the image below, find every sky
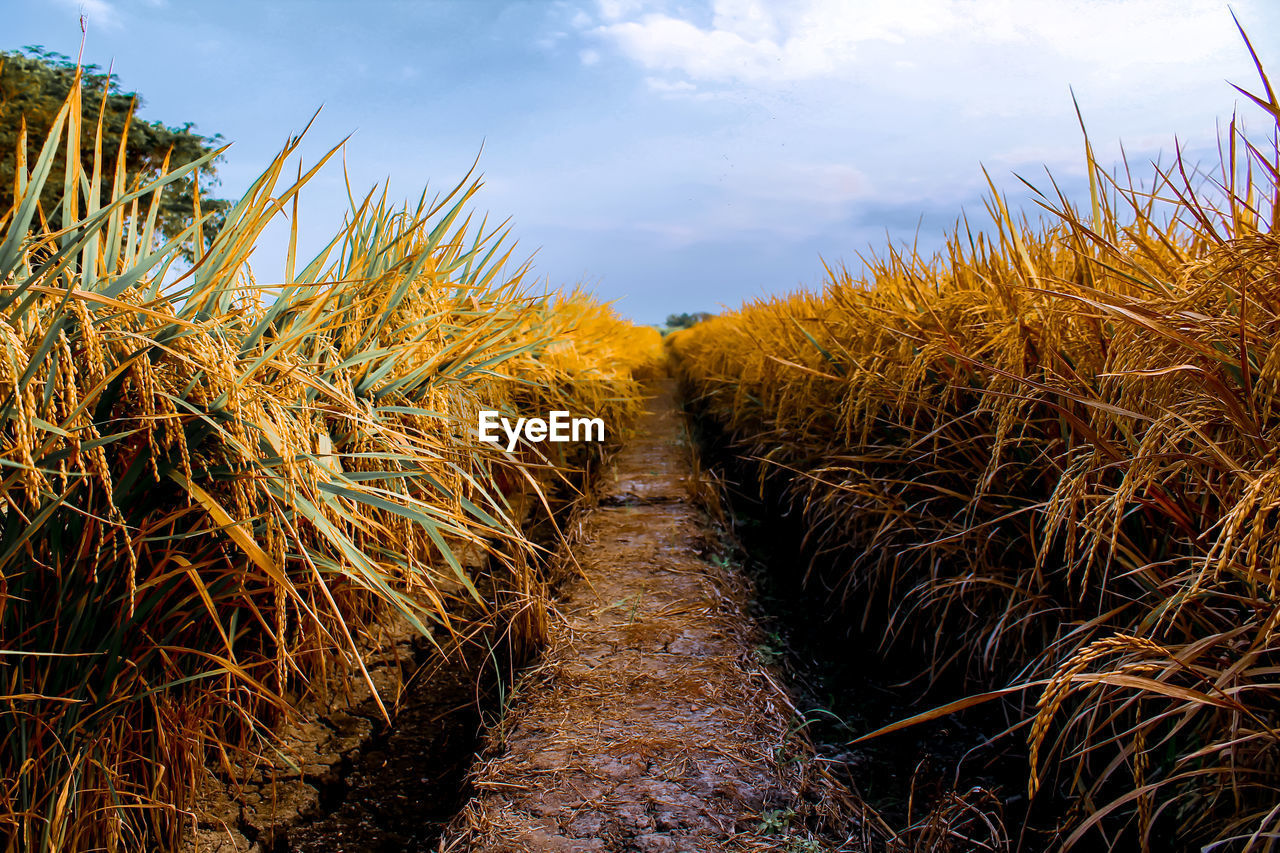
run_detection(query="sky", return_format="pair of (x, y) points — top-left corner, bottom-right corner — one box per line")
(8, 0), (1280, 324)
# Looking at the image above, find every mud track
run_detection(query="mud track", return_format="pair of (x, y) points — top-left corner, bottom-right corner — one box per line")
(441, 379), (858, 852)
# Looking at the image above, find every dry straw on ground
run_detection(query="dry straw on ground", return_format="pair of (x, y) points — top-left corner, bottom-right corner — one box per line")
(443, 381), (876, 853)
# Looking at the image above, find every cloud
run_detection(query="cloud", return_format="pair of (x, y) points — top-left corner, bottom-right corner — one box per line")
(536, 29), (570, 51)
(597, 0), (647, 22)
(591, 0), (948, 85)
(588, 0), (1254, 94)
(52, 0), (120, 29)
(602, 15), (782, 83)
(580, 48), (602, 65)
(629, 160), (875, 246)
(645, 77), (696, 94)
(740, 162), (869, 206)
(519, 0), (1274, 318)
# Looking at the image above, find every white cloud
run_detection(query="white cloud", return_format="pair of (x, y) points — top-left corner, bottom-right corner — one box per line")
(592, 0), (949, 85)
(602, 16), (782, 82)
(580, 48), (602, 65)
(710, 0), (780, 43)
(589, 0), (1252, 94)
(646, 77), (697, 94)
(597, 0), (647, 22)
(52, 0), (120, 30)
(685, 167), (871, 242)
(513, 0), (1275, 314)
(742, 162), (869, 206)
(536, 30), (569, 50)
(638, 159), (875, 245)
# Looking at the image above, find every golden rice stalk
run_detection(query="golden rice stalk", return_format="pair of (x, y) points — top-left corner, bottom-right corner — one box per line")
(671, 31), (1280, 849)
(0, 73), (655, 851)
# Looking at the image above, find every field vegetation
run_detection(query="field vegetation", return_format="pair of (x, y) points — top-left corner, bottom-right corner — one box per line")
(0, 67), (659, 851)
(670, 33), (1280, 852)
(0, 46), (231, 249)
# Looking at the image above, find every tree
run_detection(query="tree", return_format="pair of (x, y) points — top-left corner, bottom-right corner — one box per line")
(665, 311), (714, 330)
(0, 46), (229, 250)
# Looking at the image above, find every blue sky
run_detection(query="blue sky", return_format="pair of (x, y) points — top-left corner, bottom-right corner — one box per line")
(9, 0), (1280, 323)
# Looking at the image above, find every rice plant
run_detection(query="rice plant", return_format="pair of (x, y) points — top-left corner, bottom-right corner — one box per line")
(671, 29), (1280, 852)
(0, 71), (658, 851)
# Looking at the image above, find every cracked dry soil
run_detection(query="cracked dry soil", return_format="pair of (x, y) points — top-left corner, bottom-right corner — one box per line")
(440, 379), (856, 852)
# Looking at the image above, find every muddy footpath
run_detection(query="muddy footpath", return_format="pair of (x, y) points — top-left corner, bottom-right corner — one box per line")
(191, 379), (867, 853)
(438, 379), (862, 852)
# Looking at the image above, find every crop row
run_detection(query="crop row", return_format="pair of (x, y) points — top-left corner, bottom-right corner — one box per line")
(671, 46), (1280, 851)
(0, 77), (661, 851)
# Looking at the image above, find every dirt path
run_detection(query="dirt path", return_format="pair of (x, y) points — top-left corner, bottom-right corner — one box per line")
(441, 379), (856, 852)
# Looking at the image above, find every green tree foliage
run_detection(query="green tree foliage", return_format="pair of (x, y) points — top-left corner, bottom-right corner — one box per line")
(0, 45), (228, 249)
(665, 311), (714, 330)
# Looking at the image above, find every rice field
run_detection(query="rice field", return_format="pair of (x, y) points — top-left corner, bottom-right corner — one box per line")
(0, 74), (660, 851)
(670, 35), (1280, 852)
(8, 16), (1280, 853)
